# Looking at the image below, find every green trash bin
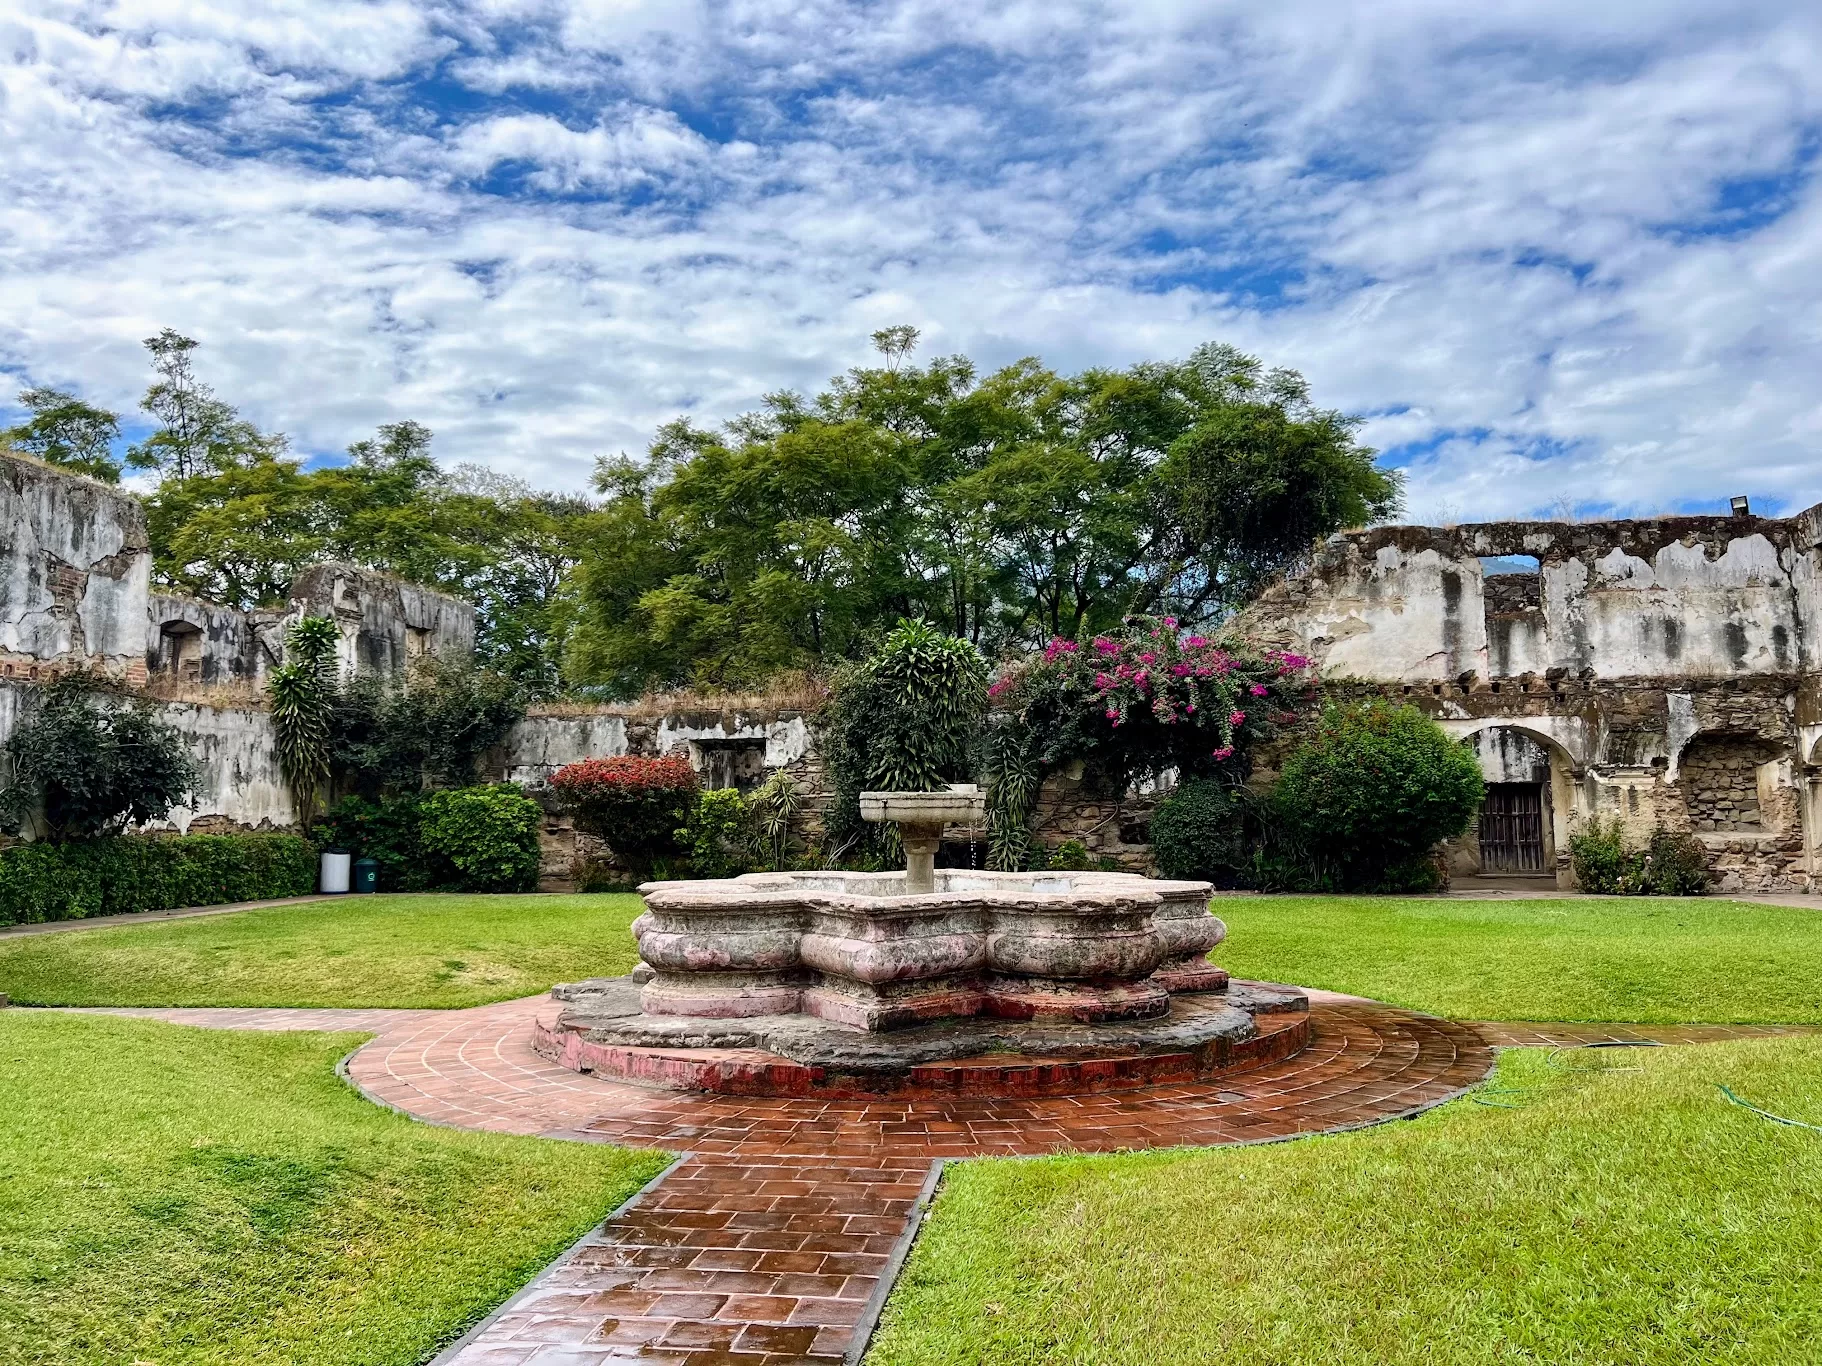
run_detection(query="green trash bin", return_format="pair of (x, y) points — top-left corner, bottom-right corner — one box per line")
(352, 857), (379, 894)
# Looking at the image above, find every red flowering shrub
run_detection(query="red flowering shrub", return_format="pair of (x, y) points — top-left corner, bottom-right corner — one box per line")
(550, 755), (700, 873)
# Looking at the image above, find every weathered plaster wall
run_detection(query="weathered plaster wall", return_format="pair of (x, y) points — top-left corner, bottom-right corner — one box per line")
(0, 682), (294, 836)
(0, 452), (150, 681)
(150, 700), (295, 833)
(1235, 512), (1817, 683)
(291, 563), (474, 679)
(145, 592), (280, 685)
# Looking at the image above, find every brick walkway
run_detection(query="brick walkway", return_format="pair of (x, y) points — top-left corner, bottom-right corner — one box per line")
(83, 995), (1814, 1364)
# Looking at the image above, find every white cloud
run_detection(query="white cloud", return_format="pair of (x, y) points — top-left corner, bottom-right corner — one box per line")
(1, 0), (1821, 521)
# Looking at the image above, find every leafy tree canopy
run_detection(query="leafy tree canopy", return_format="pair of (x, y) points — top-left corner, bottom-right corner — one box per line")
(568, 331), (1400, 694)
(4, 387), (123, 482)
(128, 333), (586, 691)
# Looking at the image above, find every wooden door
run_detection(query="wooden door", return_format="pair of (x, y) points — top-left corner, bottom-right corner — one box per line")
(1479, 783), (1545, 872)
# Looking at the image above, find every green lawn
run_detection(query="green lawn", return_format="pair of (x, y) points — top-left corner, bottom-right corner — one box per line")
(870, 1036), (1822, 1366)
(1214, 895), (1822, 1023)
(0, 893), (643, 1009)
(0, 1010), (668, 1366)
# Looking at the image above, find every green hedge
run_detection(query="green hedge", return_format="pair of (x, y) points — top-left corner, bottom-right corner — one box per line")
(0, 833), (318, 928)
(316, 785), (543, 894)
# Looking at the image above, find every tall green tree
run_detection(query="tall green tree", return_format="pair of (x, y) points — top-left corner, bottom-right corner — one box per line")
(4, 388), (123, 482)
(568, 332), (1401, 694)
(128, 329), (281, 478)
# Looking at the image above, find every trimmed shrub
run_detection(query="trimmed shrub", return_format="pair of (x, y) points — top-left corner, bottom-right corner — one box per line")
(418, 785), (543, 893)
(1151, 779), (1246, 883)
(1270, 701), (1484, 892)
(0, 832), (317, 928)
(550, 755), (700, 875)
(1569, 818), (1711, 895)
(318, 786), (543, 893)
(820, 619), (988, 862)
(681, 787), (749, 880)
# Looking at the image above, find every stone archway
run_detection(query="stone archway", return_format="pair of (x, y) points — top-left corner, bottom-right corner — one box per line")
(1437, 719), (1585, 888)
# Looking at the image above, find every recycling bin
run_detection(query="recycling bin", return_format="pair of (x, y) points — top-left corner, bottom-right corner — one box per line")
(352, 857), (379, 894)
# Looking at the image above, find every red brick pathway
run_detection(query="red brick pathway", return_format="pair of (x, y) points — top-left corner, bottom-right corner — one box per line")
(66, 995), (1818, 1362)
(362, 995), (1495, 1363)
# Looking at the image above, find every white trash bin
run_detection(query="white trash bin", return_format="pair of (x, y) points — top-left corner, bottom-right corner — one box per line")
(319, 851), (352, 894)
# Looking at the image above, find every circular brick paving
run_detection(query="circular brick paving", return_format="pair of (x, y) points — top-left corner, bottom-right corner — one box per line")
(73, 997), (1811, 1364)
(344, 994), (1496, 1156)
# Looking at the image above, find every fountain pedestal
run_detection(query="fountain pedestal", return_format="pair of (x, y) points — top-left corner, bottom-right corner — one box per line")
(531, 786), (1309, 1097)
(858, 786), (983, 894)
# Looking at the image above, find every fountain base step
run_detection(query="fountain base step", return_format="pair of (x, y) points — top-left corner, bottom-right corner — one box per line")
(533, 977), (1310, 1098)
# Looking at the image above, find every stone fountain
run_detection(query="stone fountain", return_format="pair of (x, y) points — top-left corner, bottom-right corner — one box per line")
(534, 785), (1309, 1097)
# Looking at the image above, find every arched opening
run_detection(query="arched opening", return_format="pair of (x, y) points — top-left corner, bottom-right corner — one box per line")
(1465, 727), (1553, 874)
(158, 620), (203, 683)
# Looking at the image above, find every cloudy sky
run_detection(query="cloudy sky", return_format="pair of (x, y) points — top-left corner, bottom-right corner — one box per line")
(3, 1), (1819, 520)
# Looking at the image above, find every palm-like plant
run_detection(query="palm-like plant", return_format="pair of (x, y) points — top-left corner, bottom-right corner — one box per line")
(268, 616), (340, 829)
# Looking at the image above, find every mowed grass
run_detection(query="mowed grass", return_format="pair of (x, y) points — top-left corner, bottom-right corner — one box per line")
(1214, 895), (1822, 1023)
(0, 894), (643, 1009)
(0, 1011), (669, 1366)
(869, 1037), (1822, 1366)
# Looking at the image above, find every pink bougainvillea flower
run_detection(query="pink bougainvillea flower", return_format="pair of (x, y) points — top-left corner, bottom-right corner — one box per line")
(1139, 651), (1156, 664)
(1162, 616), (1178, 628)
(1249, 683), (1267, 696)
(1171, 663), (1190, 677)
(1095, 672), (1113, 689)
(1093, 638), (1118, 655)
(1228, 710), (1246, 726)
(1211, 746), (1234, 761)
(1185, 635), (1207, 648)
(1106, 708), (1120, 720)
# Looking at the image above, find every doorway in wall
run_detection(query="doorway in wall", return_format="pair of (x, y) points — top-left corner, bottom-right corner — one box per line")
(1478, 783), (1546, 872)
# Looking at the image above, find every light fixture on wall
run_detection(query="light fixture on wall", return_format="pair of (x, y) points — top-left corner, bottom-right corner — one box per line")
(1731, 495), (1751, 517)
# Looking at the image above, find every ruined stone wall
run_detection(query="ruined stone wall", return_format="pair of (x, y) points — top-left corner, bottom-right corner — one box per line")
(1233, 511), (1819, 684)
(145, 591), (280, 687)
(0, 451), (149, 683)
(1225, 508), (1822, 893)
(290, 563), (474, 679)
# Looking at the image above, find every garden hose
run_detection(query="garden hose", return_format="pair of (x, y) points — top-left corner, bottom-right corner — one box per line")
(1472, 1040), (1662, 1108)
(1717, 1084), (1822, 1134)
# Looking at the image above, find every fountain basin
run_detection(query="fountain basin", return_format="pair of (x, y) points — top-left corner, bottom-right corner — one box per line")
(629, 868), (1228, 1030)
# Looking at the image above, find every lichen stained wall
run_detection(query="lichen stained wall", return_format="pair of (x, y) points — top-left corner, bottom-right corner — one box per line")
(0, 451), (150, 682)
(1234, 508), (1822, 892)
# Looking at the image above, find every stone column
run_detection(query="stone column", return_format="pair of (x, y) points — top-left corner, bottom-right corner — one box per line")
(899, 821), (943, 894)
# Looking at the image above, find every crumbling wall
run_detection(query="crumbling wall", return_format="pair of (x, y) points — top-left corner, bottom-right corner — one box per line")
(0, 451), (149, 682)
(1234, 512), (1817, 683)
(290, 562), (474, 678)
(150, 700), (295, 833)
(145, 591), (280, 686)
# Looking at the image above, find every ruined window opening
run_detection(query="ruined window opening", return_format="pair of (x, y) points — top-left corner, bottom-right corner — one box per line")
(406, 625), (432, 659)
(1480, 556), (1541, 612)
(159, 621), (204, 684)
(1432, 683), (1442, 696)
(689, 739), (769, 793)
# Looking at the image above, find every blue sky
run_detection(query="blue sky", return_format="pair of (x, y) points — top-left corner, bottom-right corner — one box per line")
(3, 1), (1821, 521)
